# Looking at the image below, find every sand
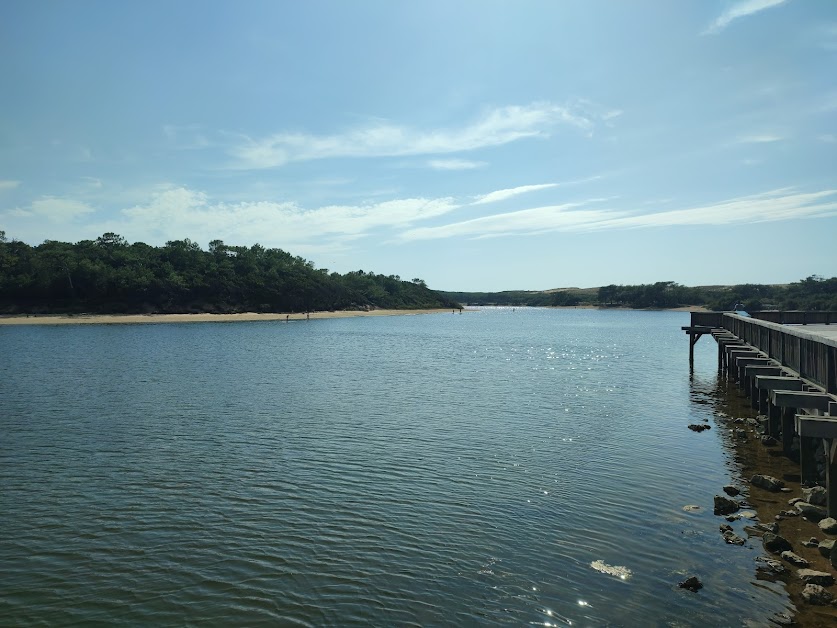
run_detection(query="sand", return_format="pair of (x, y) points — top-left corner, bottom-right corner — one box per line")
(0, 309), (461, 326)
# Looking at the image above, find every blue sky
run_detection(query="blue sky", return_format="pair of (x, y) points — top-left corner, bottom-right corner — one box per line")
(1, 0), (835, 291)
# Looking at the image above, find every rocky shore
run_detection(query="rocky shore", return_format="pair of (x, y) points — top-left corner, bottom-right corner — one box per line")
(689, 380), (837, 626)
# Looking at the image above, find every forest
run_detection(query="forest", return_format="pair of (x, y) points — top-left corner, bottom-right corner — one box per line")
(0, 231), (460, 314)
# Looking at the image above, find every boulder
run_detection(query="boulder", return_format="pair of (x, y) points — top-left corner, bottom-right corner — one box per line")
(794, 502), (827, 522)
(802, 485), (827, 506)
(802, 584), (834, 606)
(751, 474), (785, 491)
(678, 576), (702, 592)
(818, 517), (837, 534)
(817, 539), (835, 558)
(770, 611), (794, 626)
(797, 569), (835, 586)
(763, 533), (793, 554)
(780, 551), (809, 567)
(723, 485), (740, 497)
(688, 424), (711, 432)
(714, 495), (740, 516)
(802, 537), (820, 548)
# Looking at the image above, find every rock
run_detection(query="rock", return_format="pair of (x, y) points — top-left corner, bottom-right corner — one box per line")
(725, 515), (738, 522)
(735, 428), (748, 439)
(797, 569), (835, 586)
(802, 584), (834, 606)
(763, 533), (793, 554)
(761, 435), (779, 446)
(688, 423), (711, 432)
(678, 575), (703, 592)
(755, 522), (780, 534)
(794, 501), (827, 522)
(720, 523), (733, 532)
(818, 517), (837, 534)
(780, 551), (809, 567)
(738, 510), (757, 519)
(756, 556), (788, 577)
(779, 487), (792, 493)
(683, 504), (701, 512)
(723, 530), (746, 545)
(778, 510), (800, 518)
(734, 417), (746, 424)
(769, 611), (795, 625)
(746, 417), (759, 426)
(751, 474), (785, 491)
(723, 485), (740, 497)
(802, 537), (820, 548)
(714, 495), (740, 515)
(787, 497), (803, 506)
(818, 539), (835, 558)
(803, 486), (827, 506)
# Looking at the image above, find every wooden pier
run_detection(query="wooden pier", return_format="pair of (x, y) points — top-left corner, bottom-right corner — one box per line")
(684, 311), (837, 517)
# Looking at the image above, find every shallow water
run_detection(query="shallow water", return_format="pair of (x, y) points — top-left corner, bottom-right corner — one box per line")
(0, 309), (791, 625)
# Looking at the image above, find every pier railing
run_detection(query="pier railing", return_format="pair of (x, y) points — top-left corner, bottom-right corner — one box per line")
(689, 311), (837, 394)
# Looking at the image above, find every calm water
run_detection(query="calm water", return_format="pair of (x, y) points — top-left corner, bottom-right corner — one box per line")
(0, 309), (791, 626)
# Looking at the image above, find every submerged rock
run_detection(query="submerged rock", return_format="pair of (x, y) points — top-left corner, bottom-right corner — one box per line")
(802, 584), (834, 606)
(688, 423), (711, 432)
(755, 556), (788, 578)
(751, 474), (785, 491)
(797, 569), (835, 586)
(714, 495), (740, 516)
(678, 576), (703, 592)
(723, 530), (746, 545)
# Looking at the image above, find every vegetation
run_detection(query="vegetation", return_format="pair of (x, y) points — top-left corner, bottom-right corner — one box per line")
(442, 277), (837, 311)
(0, 231), (460, 314)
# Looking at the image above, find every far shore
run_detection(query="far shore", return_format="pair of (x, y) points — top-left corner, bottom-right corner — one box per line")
(0, 304), (711, 326)
(0, 308), (460, 326)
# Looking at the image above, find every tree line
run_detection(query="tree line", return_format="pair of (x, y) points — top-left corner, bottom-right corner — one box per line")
(0, 231), (460, 314)
(443, 277), (837, 310)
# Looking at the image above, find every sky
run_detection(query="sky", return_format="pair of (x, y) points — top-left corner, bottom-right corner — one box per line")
(1, 0), (835, 291)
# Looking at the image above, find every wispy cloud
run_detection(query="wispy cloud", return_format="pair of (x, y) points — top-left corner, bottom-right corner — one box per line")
(399, 188), (837, 241)
(472, 183), (559, 205)
(110, 187), (460, 253)
(30, 197), (96, 222)
(0, 180), (21, 191)
(736, 133), (784, 143)
(229, 101), (612, 169)
(703, 0), (788, 35)
(427, 159), (487, 170)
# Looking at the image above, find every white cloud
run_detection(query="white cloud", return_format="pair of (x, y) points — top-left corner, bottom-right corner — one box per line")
(399, 188), (837, 241)
(427, 159), (487, 170)
(472, 183), (559, 205)
(229, 101), (610, 169)
(0, 180), (21, 190)
(30, 197), (96, 222)
(112, 186), (460, 251)
(703, 0), (788, 35)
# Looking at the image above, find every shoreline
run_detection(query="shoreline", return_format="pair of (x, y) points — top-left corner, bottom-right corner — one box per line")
(711, 379), (837, 625)
(0, 308), (459, 326)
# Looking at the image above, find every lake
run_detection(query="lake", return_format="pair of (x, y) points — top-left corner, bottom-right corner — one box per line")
(0, 308), (791, 626)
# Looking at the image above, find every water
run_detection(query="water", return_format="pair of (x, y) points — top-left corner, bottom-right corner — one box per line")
(0, 309), (791, 626)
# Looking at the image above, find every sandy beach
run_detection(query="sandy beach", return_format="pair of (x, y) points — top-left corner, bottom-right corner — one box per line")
(0, 308), (460, 326)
